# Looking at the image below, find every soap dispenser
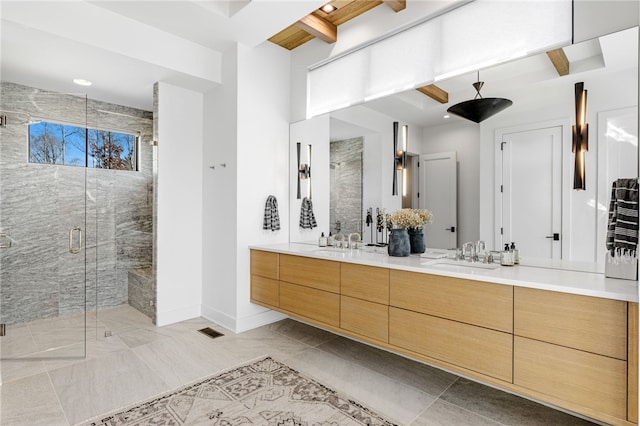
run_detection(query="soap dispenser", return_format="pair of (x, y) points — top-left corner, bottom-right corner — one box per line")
(319, 232), (327, 247)
(327, 231), (334, 247)
(510, 242), (520, 264)
(501, 243), (514, 266)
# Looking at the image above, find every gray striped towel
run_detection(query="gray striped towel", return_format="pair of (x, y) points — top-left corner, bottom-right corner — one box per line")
(299, 197), (317, 229)
(263, 195), (280, 231)
(606, 178), (638, 256)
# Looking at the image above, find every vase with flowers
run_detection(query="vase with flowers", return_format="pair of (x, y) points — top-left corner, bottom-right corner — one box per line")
(387, 208), (433, 256)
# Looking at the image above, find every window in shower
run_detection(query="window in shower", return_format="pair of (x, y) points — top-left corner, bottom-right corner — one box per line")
(28, 120), (138, 171)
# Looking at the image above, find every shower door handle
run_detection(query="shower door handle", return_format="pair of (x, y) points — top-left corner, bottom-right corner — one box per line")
(68, 227), (82, 254)
(0, 233), (12, 249)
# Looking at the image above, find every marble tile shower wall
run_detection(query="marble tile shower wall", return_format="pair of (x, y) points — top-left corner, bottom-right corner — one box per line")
(329, 137), (363, 236)
(0, 81), (154, 325)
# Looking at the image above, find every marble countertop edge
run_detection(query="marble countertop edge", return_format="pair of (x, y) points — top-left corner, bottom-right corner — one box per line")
(249, 242), (639, 303)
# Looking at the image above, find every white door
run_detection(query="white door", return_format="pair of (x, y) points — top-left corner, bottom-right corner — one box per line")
(419, 152), (457, 249)
(499, 126), (562, 259)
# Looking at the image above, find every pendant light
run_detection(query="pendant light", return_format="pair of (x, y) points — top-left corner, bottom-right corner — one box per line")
(447, 72), (513, 123)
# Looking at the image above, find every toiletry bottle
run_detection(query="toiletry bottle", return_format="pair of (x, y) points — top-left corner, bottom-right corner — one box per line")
(319, 232), (327, 247)
(510, 242), (520, 264)
(501, 243), (514, 266)
(327, 231), (334, 247)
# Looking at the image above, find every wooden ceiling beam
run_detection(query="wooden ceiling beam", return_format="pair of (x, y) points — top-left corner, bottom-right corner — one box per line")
(546, 48), (570, 76)
(296, 14), (337, 44)
(416, 84), (449, 104)
(383, 0), (406, 12)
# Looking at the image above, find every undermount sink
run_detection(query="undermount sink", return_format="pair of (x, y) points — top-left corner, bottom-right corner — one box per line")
(422, 258), (500, 270)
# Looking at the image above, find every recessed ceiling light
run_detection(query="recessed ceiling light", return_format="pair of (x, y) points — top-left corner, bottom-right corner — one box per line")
(320, 3), (337, 13)
(73, 78), (92, 86)
(443, 114), (451, 119)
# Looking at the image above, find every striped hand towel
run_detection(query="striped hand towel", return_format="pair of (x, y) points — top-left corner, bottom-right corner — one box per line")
(299, 197), (317, 229)
(606, 178), (638, 257)
(263, 195), (280, 231)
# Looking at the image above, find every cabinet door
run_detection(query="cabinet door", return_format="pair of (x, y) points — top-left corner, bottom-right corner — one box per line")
(629, 303), (638, 423)
(251, 275), (279, 308)
(280, 282), (339, 327)
(389, 307), (513, 382)
(514, 336), (627, 420)
(514, 287), (627, 360)
(390, 270), (513, 333)
(250, 250), (278, 279)
(280, 254), (340, 293)
(341, 263), (389, 304)
(341, 296), (388, 342)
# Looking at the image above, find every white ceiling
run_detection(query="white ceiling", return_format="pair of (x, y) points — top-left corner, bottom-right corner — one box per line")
(0, 0), (326, 111)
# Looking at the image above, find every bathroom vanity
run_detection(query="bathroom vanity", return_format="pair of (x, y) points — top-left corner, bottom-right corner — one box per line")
(250, 243), (638, 426)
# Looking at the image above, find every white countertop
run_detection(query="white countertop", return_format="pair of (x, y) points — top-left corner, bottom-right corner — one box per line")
(250, 242), (639, 302)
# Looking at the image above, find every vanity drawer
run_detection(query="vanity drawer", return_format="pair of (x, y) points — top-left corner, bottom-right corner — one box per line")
(389, 270), (513, 333)
(514, 336), (627, 420)
(250, 250), (278, 279)
(250, 275), (279, 308)
(514, 287), (627, 360)
(279, 282), (339, 327)
(389, 307), (513, 382)
(340, 296), (388, 343)
(341, 263), (389, 304)
(279, 254), (340, 293)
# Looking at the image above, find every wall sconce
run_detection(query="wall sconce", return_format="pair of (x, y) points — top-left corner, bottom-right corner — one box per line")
(392, 121), (408, 196)
(572, 82), (588, 190)
(297, 142), (312, 199)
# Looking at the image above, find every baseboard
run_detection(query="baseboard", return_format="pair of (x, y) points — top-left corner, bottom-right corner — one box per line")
(156, 304), (202, 327)
(201, 304), (287, 333)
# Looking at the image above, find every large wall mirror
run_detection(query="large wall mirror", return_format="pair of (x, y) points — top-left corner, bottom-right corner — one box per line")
(289, 26), (638, 273)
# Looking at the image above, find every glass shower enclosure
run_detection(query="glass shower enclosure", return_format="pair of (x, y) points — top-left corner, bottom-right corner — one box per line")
(0, 84), (92, 360)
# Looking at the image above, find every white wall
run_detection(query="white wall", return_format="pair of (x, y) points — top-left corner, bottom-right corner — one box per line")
(235, 42), (291, 331)
(156, 82), (204, 326)
(202, 46), (240, 329)
(202, 41), (290, 332)
(420, 120), (480, 246)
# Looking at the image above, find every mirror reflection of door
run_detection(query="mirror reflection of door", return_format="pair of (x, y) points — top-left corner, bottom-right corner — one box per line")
(419, 152), (457, 249)
(499, 126), (563, 259)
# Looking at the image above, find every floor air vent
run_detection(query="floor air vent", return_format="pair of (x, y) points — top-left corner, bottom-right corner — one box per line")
(198, 327), (224, 339)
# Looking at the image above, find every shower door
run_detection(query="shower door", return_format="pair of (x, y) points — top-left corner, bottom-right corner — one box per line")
(0, 86), (90, 360)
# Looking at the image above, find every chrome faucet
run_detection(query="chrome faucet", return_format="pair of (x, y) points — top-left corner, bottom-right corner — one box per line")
(347, 232), (361, 249)
(462, 241), (476, 262)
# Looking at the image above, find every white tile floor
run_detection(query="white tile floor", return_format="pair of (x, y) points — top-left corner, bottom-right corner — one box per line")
(0, 305), (598, 425)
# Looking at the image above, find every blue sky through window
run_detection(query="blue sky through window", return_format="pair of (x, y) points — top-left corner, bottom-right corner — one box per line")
(29, 121), (137, 171)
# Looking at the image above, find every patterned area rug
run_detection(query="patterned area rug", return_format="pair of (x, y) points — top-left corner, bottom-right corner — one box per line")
(78, 356), (397, 425)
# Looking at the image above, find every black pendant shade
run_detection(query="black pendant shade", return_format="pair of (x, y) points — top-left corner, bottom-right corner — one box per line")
(447, 77), (512, 123)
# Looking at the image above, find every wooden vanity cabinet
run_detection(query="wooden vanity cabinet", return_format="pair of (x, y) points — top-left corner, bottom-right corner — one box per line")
(389, 270), (513, 332)
(513, 287), (629, 422)
(514, 287), (627, 359)
(388, 270), (514, 382)
(629, 302), (638, 423)
(278, 254), (341, 327)
(250, 250), (279, 308)
(249, 249), (638, 426)
(340, 263), (390, 342)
